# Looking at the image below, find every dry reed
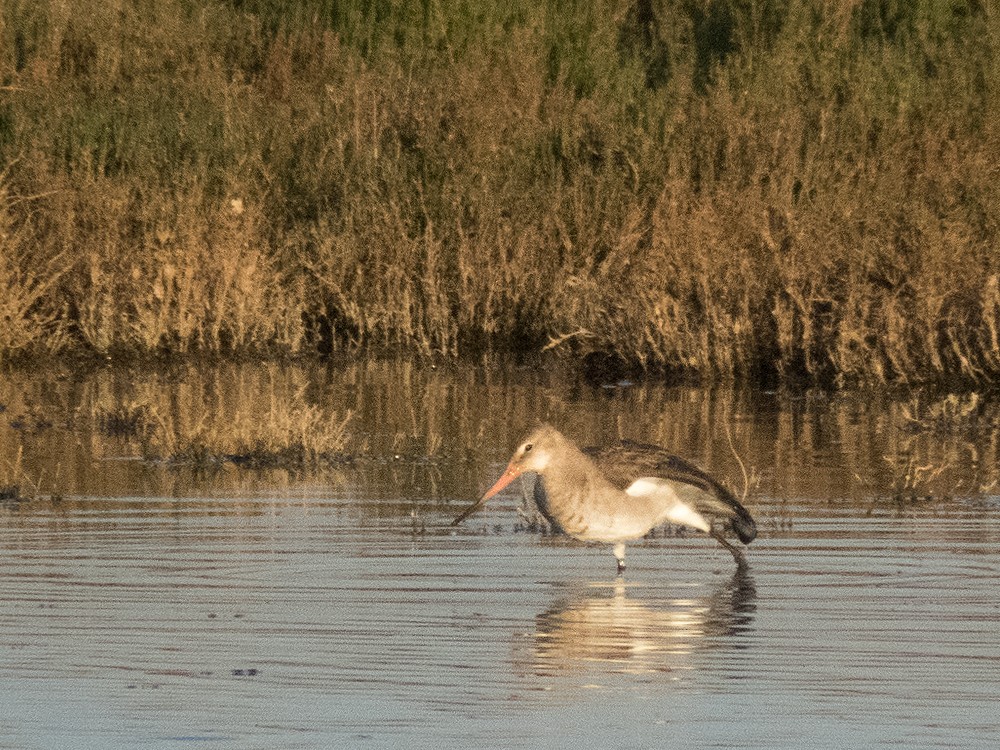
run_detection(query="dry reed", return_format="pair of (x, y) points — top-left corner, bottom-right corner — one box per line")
(0, 0), (996, 385)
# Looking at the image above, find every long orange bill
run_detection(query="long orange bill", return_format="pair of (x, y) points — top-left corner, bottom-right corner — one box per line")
(451, 465), (522, 526)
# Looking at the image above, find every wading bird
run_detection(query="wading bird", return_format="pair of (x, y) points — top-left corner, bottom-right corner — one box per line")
(452, 425), (756, 573)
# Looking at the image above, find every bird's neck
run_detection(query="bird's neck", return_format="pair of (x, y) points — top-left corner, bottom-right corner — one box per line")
(542, 443), (607, 498)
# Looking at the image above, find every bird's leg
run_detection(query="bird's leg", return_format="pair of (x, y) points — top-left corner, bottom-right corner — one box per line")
(614, 542), (626, 575)
(711, 530), (745, 562)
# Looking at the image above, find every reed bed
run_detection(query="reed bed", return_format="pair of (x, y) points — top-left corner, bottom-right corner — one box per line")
(0, 0), (997, 385)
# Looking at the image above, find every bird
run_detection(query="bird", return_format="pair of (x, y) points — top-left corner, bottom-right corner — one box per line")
(452, 424), (756, 573)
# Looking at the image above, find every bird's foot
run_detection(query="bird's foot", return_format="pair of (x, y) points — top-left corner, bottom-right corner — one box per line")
(711, 531), (745, 562)
(613, 542), (627, 575)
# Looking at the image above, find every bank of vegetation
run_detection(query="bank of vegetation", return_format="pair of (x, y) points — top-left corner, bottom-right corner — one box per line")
(0, 0), (997, 385)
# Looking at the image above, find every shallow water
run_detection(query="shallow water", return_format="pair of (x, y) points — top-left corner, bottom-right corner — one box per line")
(0, 360), (998, 748)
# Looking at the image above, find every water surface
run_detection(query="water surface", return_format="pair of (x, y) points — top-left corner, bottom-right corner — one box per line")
(0, 361), (997, 748)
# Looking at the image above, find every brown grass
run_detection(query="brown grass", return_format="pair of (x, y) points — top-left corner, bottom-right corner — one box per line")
(0, 0), (997, 385)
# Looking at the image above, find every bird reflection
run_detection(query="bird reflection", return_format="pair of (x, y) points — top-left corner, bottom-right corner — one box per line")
(519, 560), (756, 677)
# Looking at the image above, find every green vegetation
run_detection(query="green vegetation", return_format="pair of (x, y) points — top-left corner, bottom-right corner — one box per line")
(0, 0), (997, 385)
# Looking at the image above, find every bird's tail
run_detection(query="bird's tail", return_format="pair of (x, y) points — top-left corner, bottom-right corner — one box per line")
(656, 455), (757, 544)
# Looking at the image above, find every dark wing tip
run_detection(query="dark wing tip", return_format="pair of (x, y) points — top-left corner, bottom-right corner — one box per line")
(730, 512), (757, 544)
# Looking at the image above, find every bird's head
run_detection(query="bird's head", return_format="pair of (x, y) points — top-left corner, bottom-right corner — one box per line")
(451, 424), (562, 525)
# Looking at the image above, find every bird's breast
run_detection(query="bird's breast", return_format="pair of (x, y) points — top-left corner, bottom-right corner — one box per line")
(538, 476), (660, 543)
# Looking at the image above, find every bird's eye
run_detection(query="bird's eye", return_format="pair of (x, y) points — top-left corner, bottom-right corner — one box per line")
(523, 443), (533, 454)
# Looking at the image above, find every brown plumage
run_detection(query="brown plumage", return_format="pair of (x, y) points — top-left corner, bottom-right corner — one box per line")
(452, 425), (756, 572)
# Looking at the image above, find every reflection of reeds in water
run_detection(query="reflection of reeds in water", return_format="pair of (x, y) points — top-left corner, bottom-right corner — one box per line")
(518, 562), (756, 678)
(0, 360), (998, 505)
(96, 402), (155, 440)
(868, 393), (1000, 504)
(69, 363), (358, 476)
(95, 384), (353, 469)
(140, 398), (352, 468)
(0, 446), (45, 502)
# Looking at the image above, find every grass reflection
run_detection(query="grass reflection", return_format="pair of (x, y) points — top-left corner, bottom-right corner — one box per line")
(0, 360), (995, 514)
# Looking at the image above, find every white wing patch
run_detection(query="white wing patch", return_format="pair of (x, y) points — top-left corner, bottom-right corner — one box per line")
(625, 477), (711, 533)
